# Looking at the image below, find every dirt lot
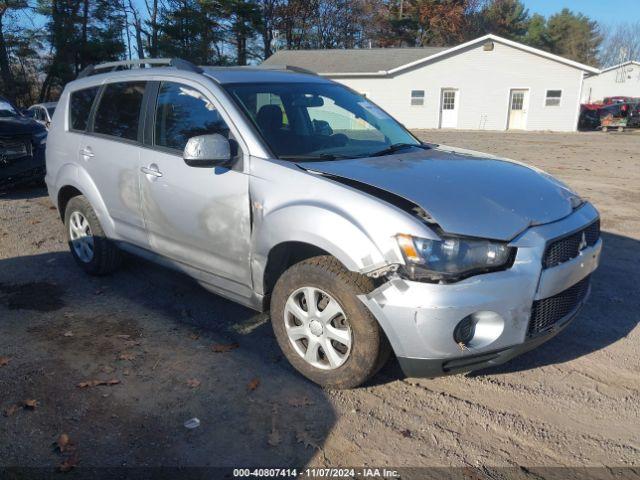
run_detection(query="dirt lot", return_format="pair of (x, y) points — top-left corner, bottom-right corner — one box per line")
(0, 131), (638, 473)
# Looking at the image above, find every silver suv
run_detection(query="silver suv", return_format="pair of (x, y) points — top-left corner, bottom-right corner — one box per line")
(46, 59), (602, 388)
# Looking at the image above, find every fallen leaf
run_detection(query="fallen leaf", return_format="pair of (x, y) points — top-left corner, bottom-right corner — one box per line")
(247, 378), (260, 391)
(118, 352), (136, 361)
(58, 454), (79, 472)
(63, 331), (74, 337)
(77, 379), (120, 388)
(287, 396), (314, 408)
(211, 342), (239, 353)
(23, 399), (38, 409)
(189, 333), (200, 340)
(53, 433), (74, 453)
(3, 404), (20, 417)
(49, 206), (57, 210)
(186, 378), (201, 388)
(0, 356), (10, 367)
(116, 334), (131, 340)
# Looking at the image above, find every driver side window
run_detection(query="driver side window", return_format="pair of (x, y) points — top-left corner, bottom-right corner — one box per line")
(154, 82), (230, 151)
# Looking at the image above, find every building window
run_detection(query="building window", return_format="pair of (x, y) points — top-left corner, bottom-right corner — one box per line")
(442, 90), (456, 110)
(411, 90), (425, 106)
(545, 90), (562, 106)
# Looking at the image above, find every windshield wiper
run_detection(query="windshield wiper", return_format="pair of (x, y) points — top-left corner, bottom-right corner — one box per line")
(281, 153), (354, 162)
(368, 142), (430, 157)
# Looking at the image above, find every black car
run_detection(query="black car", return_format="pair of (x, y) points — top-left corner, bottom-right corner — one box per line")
(0, 96), (47, 190)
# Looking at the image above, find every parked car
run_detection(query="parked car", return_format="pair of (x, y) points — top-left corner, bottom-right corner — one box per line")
(26, 102), (57, 129)
(0, 96), (48, 190)
(46, 59), (602, 388)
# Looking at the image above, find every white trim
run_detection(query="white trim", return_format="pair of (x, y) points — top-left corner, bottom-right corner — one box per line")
(597, 60), (640, 75)
(323, 34), (600, 78)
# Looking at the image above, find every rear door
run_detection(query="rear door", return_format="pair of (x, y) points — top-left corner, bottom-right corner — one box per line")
(138, 79), (252, 293)
(78, 81), (148, 247)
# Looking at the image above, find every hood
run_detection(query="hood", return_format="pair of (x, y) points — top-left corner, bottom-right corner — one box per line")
(0, 116), (45, 136)
(300, 146), (579, 241)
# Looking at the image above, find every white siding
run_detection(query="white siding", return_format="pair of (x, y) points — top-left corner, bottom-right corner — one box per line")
(328, 41), (584, 132)
(582, 63), (640, 103)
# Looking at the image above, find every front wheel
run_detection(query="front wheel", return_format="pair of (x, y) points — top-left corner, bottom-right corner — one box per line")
(270, 256), (390, 389)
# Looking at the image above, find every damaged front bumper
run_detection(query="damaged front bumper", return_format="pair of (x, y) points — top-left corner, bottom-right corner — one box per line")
(359, 203), (602, 378)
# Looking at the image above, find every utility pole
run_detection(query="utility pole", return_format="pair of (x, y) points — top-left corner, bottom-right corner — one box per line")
(399, 0), (404, 19)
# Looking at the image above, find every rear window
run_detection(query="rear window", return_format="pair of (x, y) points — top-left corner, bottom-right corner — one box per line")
(69, 87), (99, 131)
(93, 82), (146, 141)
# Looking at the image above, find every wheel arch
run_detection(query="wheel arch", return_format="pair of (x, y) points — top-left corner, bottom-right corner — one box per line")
(52, 163), (115, 237)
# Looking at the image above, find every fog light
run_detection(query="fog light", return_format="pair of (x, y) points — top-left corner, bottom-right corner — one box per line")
(454, 315), (476, 345)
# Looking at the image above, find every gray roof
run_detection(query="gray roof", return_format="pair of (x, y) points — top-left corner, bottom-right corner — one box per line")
(262, 47), (449, 74)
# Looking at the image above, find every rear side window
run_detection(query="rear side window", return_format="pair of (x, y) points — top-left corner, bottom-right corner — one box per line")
(69, 87), (99, 131)
(93, 82), (146, 141)
(154, 81), (229, 151)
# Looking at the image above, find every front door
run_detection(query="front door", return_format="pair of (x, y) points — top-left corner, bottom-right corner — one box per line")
(139, 80), (252, 293)
(508, 89), (529, 130)
(440, 89), (459, 128)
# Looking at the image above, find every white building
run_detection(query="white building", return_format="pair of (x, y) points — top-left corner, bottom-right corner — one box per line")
(581, 61), (640, 103)
(263, 34), (599, 132)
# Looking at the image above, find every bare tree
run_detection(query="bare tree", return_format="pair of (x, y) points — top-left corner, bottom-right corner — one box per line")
(599, 21), (640, 68)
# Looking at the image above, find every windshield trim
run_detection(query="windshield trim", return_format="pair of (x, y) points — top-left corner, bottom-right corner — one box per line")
(222, 81), (421, 161)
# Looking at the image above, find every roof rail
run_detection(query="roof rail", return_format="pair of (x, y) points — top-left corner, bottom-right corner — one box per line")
(258, 64), (318, 76)
(77, 58), (203, 79)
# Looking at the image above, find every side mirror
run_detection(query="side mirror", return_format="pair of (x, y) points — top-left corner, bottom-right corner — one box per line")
(183, 133), (232, 168)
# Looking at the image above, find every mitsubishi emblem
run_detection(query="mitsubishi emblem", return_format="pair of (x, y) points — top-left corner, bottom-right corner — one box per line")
(578, 232), (587, 251)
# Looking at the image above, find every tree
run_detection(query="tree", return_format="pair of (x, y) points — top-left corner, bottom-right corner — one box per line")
(156, 0), (228, 64)
(599, 21), (640, 68)
(522, 13), (552, 50)
(34, 0), (126, 101)
(546, 8), (601, 66)
(1, 1), (32, 102)
(478, 0), (529, 40)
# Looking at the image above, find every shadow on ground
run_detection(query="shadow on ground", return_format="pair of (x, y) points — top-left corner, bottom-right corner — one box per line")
(0, 248), (335, 467)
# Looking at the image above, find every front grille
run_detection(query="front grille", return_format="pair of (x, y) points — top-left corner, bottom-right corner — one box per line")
(0, 136), (32, 165)
(527, 275), (591, 337)
(543, 220), (600, 269)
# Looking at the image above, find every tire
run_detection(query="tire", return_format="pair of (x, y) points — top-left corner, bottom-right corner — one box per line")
(270, 255), (391, 389)
(64, 195), (122, 276)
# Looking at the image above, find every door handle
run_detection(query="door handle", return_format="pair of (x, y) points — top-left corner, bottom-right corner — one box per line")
(140, 164), (163, 177)
(79, 148), (94, 158)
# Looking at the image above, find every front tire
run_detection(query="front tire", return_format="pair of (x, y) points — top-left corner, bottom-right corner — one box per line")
(270, 256), (390, 389)
(64, 195), (122, 276)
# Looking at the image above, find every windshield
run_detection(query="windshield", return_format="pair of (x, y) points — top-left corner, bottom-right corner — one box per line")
(224, 82), (420, 160)
(0, 100), (19, 118)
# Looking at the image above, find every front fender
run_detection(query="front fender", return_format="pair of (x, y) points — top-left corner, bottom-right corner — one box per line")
(251, 204), (387, 295)
(51, 163), (116, 238)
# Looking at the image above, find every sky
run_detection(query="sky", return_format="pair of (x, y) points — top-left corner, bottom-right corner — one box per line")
(525, 0), (640, 25)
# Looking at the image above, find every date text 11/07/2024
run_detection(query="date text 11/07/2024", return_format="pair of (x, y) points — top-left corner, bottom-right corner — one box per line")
(232, 468), (400, 478)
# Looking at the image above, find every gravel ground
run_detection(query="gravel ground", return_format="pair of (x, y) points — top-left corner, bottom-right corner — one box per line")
(0, 130), (638, 473)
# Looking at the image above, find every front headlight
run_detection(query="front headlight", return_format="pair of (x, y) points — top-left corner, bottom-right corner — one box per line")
(396, 234), (515, 282)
